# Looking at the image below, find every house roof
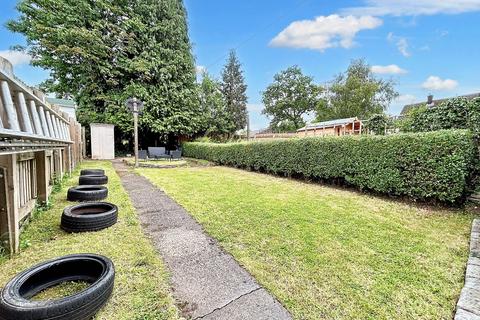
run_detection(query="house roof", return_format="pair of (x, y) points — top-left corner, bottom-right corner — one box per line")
(401, 92), (480, 115)
(298, 117), (360, 131)
(46, 97), (77, 108)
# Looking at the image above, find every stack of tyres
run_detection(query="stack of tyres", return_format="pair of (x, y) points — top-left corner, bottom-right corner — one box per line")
(64, 168), (117, 233)
(0, 168), (118, 319)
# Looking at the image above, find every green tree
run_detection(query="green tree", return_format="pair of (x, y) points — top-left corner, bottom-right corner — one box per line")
(199, 72), (234, 139)
(316, 59), (398, 121)
(365, 114), (392, 135)
(9, 0), (201, 138)
(262, 66), (322, 132)
(220, 50), (248, 132)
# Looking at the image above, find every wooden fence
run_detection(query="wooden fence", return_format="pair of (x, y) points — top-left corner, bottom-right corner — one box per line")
(0, 56), (83, 254)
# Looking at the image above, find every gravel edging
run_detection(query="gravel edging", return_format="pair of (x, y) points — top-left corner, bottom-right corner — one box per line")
(455, 219), (480, 320)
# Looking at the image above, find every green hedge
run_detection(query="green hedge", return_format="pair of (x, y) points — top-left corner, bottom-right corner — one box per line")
(184, 130), (477, 203)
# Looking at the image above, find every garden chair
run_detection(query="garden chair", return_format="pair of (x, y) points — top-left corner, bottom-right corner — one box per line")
(148, 147), (169, 160)
(138, 150), (148, 160)
(170, 150), (182, 161)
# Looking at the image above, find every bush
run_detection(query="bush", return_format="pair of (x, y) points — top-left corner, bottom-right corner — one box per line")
(401, 97), (480, 134)
(184, 130), (477, 203)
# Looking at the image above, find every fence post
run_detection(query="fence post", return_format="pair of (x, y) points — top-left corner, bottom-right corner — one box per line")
(0, 154), (20, 253)
(35, 151), (49, 203)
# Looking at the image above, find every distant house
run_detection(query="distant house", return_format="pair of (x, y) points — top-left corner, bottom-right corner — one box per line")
(46, 97), (78, 120)
(297, 117), (363, 137)
(401, 93), (480, 115)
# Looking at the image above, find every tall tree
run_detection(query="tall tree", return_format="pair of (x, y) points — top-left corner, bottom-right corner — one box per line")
(220, 50), (248, 132)
(198, 72), (234, 139)
(316, 59), (398, 121)
(262, 66), (322, 132)
(8, 0), (201, 138)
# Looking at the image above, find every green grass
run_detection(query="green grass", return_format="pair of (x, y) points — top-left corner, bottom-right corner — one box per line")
(0, 161), (180, 320)
(126, 158), (188, 167)
(138, 166), (476, 320)
(32, 281), (90, 301)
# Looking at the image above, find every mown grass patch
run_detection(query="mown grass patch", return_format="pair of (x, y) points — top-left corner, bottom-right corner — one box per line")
(138, 165), (476, 320)
(0, 161), (180, 320)
(125, 158), (188, 168)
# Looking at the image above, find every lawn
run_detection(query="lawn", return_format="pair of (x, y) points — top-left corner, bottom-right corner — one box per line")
(125, 158), (188, 168)
(138, 165), (476, 320)
(0, 161), (180, 320)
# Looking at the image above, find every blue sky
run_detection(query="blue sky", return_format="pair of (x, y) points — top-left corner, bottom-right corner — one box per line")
(1, 1), (480, 130)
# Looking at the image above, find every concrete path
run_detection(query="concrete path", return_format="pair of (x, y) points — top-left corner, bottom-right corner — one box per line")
(113, 160), (292, 320)
(455, 219), (480, 320)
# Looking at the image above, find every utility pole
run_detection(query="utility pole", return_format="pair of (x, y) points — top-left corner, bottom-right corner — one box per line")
(247, 112), (250, 141)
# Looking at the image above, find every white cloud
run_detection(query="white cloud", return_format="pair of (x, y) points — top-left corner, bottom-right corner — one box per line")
(270, 15), (383, 52)
(422, 76), (458, 91)
(439, 30), (449, 37)
(371, 64), (407, 74)
(387, 33), (410, 57)
(397, 38), (410, 57)
(195, 65), (206, 75)
(342, 0), (480, 16)
(388, 94), (417, 115)
(0, 50), (31, 66)
(396, 94), (417, 104)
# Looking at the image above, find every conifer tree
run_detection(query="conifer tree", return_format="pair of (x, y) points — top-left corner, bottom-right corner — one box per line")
(220, 50), (248, 132)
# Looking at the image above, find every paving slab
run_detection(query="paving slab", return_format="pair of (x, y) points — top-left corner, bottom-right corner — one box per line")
(456, 219), (480, 319)
(113, 160), (292, 319)
(201, 288), (291, 320)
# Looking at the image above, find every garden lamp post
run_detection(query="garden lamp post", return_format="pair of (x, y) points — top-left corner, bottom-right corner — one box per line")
(126, 97), (144, 168)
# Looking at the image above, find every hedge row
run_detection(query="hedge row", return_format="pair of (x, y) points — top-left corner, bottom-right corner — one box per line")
(184, 130), (477, 203)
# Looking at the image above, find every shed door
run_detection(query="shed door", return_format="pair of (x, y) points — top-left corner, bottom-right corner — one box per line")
(102, 127), (114, 159)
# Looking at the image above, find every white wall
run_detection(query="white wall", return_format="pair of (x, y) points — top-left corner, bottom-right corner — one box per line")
(59, 106), (76, 120)
(90, 124), (115, 160)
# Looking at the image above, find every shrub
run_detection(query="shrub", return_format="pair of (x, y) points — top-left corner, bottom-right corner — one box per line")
(184, 130), (477, 203)
(365, 114), (392, 135)
(401, 97), (480, 134)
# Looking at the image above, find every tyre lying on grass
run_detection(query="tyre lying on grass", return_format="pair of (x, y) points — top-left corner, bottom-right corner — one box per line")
(79, 174), (108, 186)
(67, 186), (108, 202)
(80, 169), (105, 176)
(0, 254), (115, 320)
(61, 202), (118, 233)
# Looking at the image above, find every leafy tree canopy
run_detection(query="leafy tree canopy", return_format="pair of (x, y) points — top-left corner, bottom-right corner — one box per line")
(220, 50), (248, 132)
(262, 66), (322, 132)
(316, 59), (398, 122)
(9, 0), (201, 138)
(198, 72), (235, 140)
(365, 114), (392, 135)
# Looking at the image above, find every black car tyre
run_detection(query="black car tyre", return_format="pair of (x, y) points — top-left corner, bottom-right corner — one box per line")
(67, 186), (108, 202)
(80, 169), (105, 176)
(79, 175), (108, 186)
(61, 202), (118, 233)
(0, 254), (115, 320)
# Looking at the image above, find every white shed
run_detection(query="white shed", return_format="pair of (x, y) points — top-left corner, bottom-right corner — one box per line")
(90, 123), (115, 160)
